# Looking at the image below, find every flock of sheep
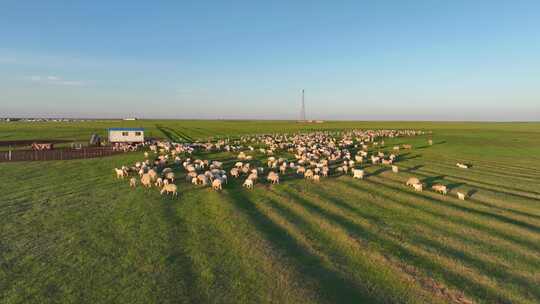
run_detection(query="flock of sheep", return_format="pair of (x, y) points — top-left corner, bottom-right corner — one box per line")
(113, 129), (470, 200)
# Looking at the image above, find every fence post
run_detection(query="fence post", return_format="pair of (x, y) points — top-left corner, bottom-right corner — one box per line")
(8, 146), (12, 161)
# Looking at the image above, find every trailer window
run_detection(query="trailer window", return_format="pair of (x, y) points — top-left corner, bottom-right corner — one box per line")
(135, 132), (142, 136)
(122, 132), (129, 136)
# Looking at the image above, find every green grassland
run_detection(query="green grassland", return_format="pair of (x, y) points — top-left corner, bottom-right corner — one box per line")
(1, 121), (539, 304)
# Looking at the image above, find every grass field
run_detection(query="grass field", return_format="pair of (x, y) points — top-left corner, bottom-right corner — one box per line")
(1, 120), (539, 304)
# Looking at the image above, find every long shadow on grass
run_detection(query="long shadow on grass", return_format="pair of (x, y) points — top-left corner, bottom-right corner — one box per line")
(273, 187), (506, 304)
(307, 183), (540, 269)
(160, 200), (199, 303)
(372, 172), (540, 235)
(403, 165), (540, 199)
(413, 235), (540, 301)
(226, 189), (382, 304)
(342, 178), (540, 253)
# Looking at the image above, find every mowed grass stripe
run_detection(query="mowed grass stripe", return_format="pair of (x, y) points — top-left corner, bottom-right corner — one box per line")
(283, 181), (539, 303)
(368, 166), (540, 229)
(398, 163), (540, 200)
(325, 178), (540, 266)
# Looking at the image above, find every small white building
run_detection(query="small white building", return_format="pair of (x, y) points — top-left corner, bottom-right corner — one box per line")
(108, 128), (144, 143)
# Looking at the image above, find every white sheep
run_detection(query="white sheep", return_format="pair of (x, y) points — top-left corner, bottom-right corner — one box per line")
(160, 184), (178, 197)
(432, 184), (448, 195)
(114, 168), (127, 179)
(456, 163), (469, 169)
(243, 178), (254, 189)
(212, 179), (222, 191)
(352, 169), (364, 179)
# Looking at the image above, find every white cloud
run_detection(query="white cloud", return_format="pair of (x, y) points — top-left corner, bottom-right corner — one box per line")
(25, 75), (86, 86)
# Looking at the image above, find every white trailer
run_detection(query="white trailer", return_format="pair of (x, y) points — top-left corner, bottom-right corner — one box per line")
(108, 128), (144, 143)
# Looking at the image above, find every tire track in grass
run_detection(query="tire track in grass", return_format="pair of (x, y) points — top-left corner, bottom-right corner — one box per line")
(280, 184), (539, 303)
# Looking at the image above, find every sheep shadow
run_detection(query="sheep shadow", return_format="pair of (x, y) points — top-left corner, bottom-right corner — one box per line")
(406, 165), (424, 172)
(446, 182), (465, 191)
(396, 153), (422, 161)
(468, 189), (478, 198)
(422, 175), (445, 187)
(367, 167), (390, 177)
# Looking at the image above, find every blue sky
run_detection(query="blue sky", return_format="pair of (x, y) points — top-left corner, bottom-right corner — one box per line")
(1, 0), (539, 120)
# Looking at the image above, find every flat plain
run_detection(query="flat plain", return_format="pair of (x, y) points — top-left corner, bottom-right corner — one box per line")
(1, 120), (539, 304)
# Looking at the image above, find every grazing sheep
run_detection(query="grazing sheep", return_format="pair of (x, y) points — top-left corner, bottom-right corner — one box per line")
(141, 174), (152, 188)
(267, 172), (280, 184)
(230, 168), (240, 178)
(406, 177), (421, 187)
(155, 177), (164, 187)
(296, 166), (306, 175)
(191, 177), (198, 185)
(243, 178), (254, 189)
(391, 165), (399, 173)
(197, 174), (208, 186)
(428, 139), (433, 146)
(148, 169), (158, 182)
(431, 184), (448, 195)
(212, 179), (222, 191)
(313, 174), (320, 182)
(160, 184), (178, 197)
(402, 144), (412, 149)
(114, 168), (126, 179)
(413, 183), (423, 192)
(322, 167), (329, 177)
(247, 173), (258, 181)
(164, 172), (175, 182)
(129, 177), (137, 188)
(457, 191), (466, 200)
(352, 169), (364, 179)
(304, 169), (314, 179)
(456, 163), (469, 169)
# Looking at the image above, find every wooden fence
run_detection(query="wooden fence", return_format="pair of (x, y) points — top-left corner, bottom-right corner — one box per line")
(0, 147), (125, 162)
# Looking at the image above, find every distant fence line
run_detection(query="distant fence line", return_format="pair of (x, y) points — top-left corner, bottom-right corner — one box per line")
(0, 147), (126, 162)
